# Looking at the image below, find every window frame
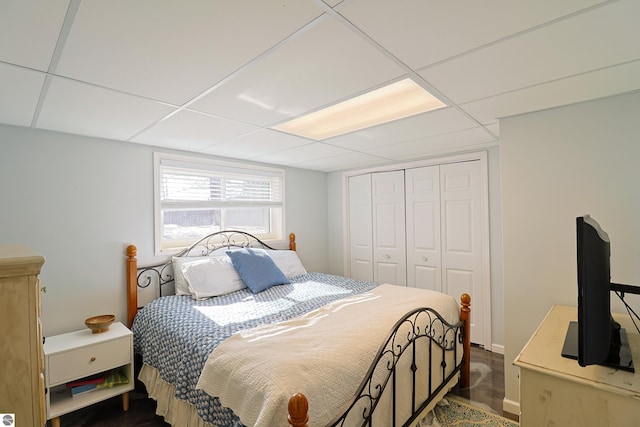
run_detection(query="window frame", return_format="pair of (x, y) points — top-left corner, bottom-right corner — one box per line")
(154, 152), (286, 255)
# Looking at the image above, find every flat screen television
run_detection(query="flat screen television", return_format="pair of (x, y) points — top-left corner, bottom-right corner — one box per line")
(561, 215), (635, 372)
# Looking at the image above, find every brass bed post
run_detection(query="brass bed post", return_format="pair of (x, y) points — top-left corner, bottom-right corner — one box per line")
(126, 244), (138, 329)
(289, 233), (297, 251)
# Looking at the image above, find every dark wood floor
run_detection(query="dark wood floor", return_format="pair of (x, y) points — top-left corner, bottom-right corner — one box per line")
(450, 345), (518, 422)
(50, 346), (514, 426)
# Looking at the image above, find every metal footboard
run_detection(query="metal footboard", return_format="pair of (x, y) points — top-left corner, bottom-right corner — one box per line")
(326, 307), (465, 427)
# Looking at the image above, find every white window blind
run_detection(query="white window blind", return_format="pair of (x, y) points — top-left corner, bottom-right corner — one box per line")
(155, 154), (285, 253)
(160, 168), (283, 206)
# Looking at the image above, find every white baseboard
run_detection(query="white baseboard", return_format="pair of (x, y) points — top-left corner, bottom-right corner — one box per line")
(503, 398), (520, 416)
(491, 343), (504, 354)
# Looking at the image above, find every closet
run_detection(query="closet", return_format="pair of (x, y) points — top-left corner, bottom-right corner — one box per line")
(347, 156), (489, 346)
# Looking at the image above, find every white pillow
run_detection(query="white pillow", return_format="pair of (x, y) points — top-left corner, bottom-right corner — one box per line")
(265, 250), (307, 278)
(181, 256), (246, 299)
(172, 256), (210, 296)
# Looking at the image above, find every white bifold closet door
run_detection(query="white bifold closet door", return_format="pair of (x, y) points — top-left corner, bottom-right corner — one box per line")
(348, 174), (374, 282)
(406, 161), (486, 345)
(405, 165), (441, 291)
(347, 170), (406, 285)
(372, 171), (406, 286)
(348, 160), (488, 346)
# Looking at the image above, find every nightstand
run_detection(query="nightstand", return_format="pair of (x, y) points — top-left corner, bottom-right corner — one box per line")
(43, 322), (134, 427)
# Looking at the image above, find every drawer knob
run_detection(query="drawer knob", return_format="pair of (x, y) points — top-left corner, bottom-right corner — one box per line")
(90, 357), (96, 362)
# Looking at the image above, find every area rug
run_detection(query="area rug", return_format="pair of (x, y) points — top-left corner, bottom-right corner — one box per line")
(421, 395), (519, 427)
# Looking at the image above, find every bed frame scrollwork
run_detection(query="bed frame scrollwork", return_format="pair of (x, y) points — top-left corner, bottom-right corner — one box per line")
(326, 301), (469, 427)
(126, 231), (294, 328)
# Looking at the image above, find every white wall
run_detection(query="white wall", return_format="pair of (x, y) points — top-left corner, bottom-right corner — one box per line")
(326, 170), (346, 276)
(501, 90), (640, 411)
(0, 124), (328, 336)
(326, 146), (505, 351)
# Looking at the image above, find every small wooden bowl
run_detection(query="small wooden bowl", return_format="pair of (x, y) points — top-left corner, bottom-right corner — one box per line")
(85, 314), (115, 334)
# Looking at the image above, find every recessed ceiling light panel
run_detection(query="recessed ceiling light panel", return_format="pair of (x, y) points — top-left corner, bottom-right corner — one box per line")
(273, 78), (446, 140)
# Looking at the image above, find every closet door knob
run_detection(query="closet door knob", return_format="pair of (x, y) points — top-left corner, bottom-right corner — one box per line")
(422, 256), (428, 262)
(385, 254), (390, 260)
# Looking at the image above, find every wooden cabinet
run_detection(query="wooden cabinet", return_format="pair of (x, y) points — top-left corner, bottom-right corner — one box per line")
(44, 322), (134, 427)
(0, 245), (46, 427)
(514, 305), (640, 426)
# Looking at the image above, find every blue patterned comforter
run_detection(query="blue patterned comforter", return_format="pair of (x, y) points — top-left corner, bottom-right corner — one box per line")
(132, 272), (379, 427)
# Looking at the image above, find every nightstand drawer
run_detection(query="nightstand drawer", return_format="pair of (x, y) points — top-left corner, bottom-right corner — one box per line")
(47, 336), (131, 385)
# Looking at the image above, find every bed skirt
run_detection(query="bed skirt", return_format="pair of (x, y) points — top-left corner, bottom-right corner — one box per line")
(139, 363), (216, 427)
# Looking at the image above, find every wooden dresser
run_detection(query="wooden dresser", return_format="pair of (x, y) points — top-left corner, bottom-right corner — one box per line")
(0, 245), (46, 427)
(515, 305), (640, 426)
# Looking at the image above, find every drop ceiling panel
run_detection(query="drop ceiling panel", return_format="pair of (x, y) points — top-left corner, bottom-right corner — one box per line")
(200, 129), (311, 159)
(54, 0), (324, 105)
(338, 0), (607, 69)
(36, 77), (176, 141)
(0, 64), (46, 127)
(132, 110), (259, 151)
(251, 141), (355, 165)
(322, 0), (343, 7)
(325, 107), (479, 151)
(419, 0), (640, 104)
(461, 60), (640, 124)
(292, 151), (390, 172)
(190, 15), (407, 126)
(0, 1), (637, 172)
(0, 0), (70, 71)
(367, 128), (497, 161)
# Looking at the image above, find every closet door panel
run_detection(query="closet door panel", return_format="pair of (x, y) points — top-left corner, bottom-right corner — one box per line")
(440, 160), (485, 344)
(372, 171), (406, 286)
(348, 174), (373, 282)
(444, 268), (474, 306)
(405, 166), (441, 290)
(376, 261), (404, 285)
(412, 264), (440, 291)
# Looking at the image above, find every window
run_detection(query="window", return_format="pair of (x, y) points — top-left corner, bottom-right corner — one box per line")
(154, 153), (285, 254)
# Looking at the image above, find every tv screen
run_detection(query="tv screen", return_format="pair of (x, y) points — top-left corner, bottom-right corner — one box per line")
(561, 215), (634, 372)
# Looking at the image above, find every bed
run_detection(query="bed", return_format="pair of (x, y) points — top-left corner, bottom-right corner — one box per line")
(125, 231), (470, 427)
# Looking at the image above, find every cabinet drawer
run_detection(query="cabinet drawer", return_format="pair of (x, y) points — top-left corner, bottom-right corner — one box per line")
(47, 336), (131, 385)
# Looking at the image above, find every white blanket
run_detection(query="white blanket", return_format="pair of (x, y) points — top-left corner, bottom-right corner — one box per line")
(196, 284), (461, 427)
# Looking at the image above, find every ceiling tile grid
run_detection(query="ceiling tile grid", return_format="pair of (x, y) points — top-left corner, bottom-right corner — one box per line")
(36, 76), (177, 141)
(0, 63), (46, 127)
(417, 0), (640, 105)
(188, 14), (408, 127)
(200, 129), (313, 159)
(366, 127), (498, 161)
(1, 0), (638, 172)
(0, 0), (70, 71)
(336, 0), (610, 70)
(130, 109), (259, 151)
(53, 0), (325, 105)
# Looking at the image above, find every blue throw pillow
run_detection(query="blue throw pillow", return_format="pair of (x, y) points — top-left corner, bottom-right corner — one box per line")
(226, 248), (290, 293)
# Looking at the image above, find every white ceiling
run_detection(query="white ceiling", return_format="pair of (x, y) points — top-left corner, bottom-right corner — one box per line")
(1, 0), (639, 172)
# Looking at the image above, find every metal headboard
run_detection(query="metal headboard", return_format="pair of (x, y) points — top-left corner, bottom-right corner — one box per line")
(135, 230), (278, 297)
